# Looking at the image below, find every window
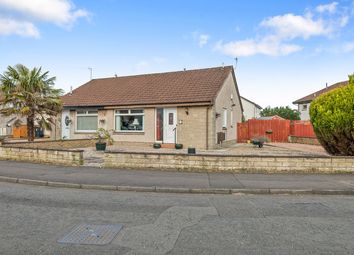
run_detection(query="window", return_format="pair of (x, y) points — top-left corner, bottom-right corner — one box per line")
(302, 104), (308, 111)
(223, 109), (227, 128)
(76, 110), (98, 132)
(230, 109), (233, 127)
(115, 109), (144, 132)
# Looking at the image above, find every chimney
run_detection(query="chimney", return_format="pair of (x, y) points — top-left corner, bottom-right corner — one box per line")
(69, 86), (73, 96)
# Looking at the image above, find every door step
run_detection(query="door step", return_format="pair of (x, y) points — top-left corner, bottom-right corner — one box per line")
(160, 143), (175, 149)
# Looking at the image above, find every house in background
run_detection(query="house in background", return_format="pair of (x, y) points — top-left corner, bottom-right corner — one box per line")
(240, 96), (262, 120)
(0, 94), (53, 139)
(293, 80), (349, 120)
(61, 66), (243, 149)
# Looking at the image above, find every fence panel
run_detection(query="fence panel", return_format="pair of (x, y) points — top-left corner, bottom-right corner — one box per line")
(247, 119), (291, 142)
(237, 122), (249, 142)
(237, 119), (317, 143)
(290, 121), (316, 137)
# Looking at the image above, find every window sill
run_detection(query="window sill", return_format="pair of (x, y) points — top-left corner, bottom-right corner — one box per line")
(114, 131), (145, 135)
(75, 131), (96, 134)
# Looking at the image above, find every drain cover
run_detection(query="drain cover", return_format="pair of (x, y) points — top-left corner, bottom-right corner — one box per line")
(58, 224), (123, 245)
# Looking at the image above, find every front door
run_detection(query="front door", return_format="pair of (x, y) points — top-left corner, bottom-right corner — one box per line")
(61, 110), (71, 139)
(163, 108), (177, 143)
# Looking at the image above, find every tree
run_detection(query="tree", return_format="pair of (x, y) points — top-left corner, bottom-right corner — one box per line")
(310, 75), (354, 156)
(260, 106), (300, 120)
(0, 64), (63, 141)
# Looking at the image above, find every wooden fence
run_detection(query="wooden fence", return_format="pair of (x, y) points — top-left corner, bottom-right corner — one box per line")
(290, 121), (316, 138)
(237, 119), (316, 142)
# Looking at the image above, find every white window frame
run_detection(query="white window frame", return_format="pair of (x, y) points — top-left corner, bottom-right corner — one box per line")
(76, 109), (98, 132)
(230, 109), (233, 127)
(223, 109), (227, 128)
(115, 109), (145, 132)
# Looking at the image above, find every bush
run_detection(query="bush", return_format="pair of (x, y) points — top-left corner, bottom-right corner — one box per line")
(260, 106), (300, 120)
(309, 75), (354, 156)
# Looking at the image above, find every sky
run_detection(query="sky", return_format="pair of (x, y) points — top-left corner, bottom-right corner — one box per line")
(1, 0), (354, 108)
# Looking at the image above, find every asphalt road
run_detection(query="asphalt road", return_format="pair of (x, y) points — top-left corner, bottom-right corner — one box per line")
(0, 183), (354, 254)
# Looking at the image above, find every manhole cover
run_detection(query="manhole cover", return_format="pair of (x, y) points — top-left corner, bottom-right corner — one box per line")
(58, 224), (123, 245)
(282, 202), (327, 210)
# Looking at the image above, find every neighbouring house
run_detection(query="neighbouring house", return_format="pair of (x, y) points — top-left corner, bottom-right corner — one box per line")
(293, 80), (349, 120)
(240, 96), (262, 120)
(0, 94), (53, 139)
(60, 66), (243, 149)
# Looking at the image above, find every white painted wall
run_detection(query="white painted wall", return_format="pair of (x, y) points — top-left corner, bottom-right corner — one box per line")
(298, 103), (310, 120)
(241, 98), (261, 120)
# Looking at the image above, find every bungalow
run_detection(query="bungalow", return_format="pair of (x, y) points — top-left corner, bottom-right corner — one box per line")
(61, 66), (243, 149)
(293, 80), (349, 120)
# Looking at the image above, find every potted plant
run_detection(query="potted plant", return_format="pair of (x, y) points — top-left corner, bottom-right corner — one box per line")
(175, 143), (183, 149)
(93, 128), (114, 151)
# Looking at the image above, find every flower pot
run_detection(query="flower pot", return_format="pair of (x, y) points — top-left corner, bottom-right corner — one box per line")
(153, 143), (161, 149)
(188, 147), (196, 154)
(96, 142), (107, 151)
(175, 144), (183, 149)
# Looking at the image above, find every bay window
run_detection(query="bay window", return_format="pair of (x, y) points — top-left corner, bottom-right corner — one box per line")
(115, 109), (144, 132)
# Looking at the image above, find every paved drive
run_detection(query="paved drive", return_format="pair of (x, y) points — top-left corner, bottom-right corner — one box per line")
(0, 182), (353, 254)
(0, 161), (354, 191)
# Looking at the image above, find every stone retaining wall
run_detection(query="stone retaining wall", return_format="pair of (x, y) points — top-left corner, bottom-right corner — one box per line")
(0, 146), (83, 166)
(2, 139), (96, 149)
(104, 151), (354, 173)
(288, 136), (320, 145)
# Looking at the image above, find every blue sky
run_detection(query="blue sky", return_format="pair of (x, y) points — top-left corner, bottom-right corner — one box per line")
(1, 0), (353, 108)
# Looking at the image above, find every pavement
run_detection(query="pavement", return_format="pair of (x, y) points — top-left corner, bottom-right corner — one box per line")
(0, 160), (354, 195)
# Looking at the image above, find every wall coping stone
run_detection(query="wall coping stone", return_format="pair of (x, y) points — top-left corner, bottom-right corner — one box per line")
(103, 150), (350, 159)
(0, 145), (84, 153)
(2, 138), (95, 145)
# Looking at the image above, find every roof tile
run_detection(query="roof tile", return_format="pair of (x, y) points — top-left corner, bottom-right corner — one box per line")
(62, 66), (233, 107)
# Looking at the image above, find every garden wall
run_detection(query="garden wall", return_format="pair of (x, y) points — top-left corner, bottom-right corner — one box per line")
(288, 136), (320, 145)
(1, 138), (96, 150)
(0, 146), (83, 166)
(104, 151), (354, 173)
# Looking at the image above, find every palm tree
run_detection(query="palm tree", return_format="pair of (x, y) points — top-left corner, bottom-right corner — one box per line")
(0, 64), (63, 141)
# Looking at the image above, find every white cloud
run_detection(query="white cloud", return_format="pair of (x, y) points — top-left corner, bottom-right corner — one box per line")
(198, 34), (210, 47)
(215, 38), (302, 57)
(316, 2), (338, 14)
(0, 17), (39, 37)
(0, 0), (89, 26)
(339, 15), (349, 27)
(260, 13), (330, 39)
(215, 2), (351, 57)
(342, 42), (354, 52)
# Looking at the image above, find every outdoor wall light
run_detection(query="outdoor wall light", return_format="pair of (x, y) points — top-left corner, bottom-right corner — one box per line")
(185, 107), (189, 115)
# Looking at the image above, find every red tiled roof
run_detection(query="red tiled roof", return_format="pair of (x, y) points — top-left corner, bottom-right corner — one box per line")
(62, 66), (234, 107)
(293, 80), (349, 104)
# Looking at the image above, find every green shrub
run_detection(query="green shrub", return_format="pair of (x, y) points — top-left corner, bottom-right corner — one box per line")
(309, 75), (354, 156)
